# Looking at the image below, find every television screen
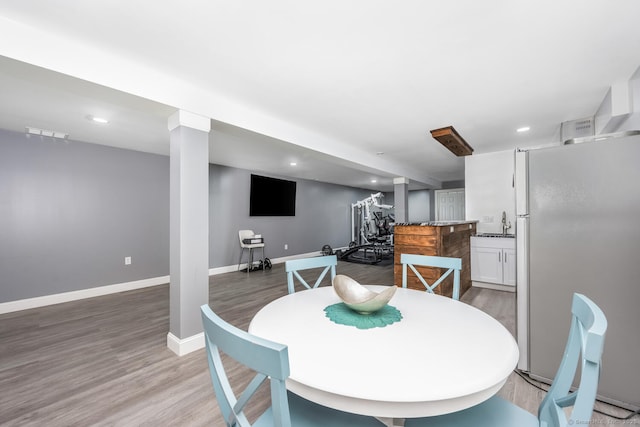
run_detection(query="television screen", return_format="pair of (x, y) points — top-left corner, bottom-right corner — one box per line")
(250, 174), (296, 216)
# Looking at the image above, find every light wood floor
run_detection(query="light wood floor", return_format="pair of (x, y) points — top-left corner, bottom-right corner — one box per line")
(0, 261), (630, 426)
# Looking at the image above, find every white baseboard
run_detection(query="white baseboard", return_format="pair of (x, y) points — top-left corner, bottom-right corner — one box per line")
(0, 251), (326, 314)
(226, 250), (323, 273)
(167, 332), (204, 356)
(472, 281), (516, 293)
(0, 275), (170, 315)
(268, 251), (324, 264)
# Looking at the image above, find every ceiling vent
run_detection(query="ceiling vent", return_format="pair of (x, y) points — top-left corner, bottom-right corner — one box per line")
(430, 126), (474, 156)
(560, 117), (594, 144)
(25, 126), (69, 139)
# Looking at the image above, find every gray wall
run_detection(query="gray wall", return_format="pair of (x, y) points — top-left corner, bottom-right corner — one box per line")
(209, 166), (372, 267)
(408, 190), (431, 222)
(387, 181), (466, 223)
(384, 190), (432, 223)
(0, 128), (374, 303)
(0, 129), (170, 303)
(442, 180), (465, 189)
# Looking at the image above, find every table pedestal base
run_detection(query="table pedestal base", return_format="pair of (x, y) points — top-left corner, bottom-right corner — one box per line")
(376, 417), (405, 427)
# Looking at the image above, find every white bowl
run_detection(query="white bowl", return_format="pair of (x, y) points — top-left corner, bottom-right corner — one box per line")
(332, 275), (397, 314)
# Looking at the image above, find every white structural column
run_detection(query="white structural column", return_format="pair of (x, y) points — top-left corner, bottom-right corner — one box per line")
(167, 110), (211, 356)
(393, 177), (409, 223)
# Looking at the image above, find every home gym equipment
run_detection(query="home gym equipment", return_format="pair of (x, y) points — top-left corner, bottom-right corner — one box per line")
(333, 193), (395, 265)
(251, 257), (272, 272)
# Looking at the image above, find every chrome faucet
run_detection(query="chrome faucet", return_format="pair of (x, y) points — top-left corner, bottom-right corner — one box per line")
(501, 211), (512, 235)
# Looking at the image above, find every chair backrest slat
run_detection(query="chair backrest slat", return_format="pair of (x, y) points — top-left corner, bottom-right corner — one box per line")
(401, 254), (462, 300)
(238, 229), (254, 247)
(234, 373), (268, 416)
(201, 304), (292, 426)
(538, 293), (608, 427)
(285, 255), (337, 294)
(239, 229), (264, 248)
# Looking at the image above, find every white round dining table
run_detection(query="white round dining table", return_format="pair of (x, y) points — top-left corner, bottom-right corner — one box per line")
(248, 285), (518, 420)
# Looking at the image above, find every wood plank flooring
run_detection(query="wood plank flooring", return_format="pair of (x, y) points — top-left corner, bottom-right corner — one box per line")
(0, 261), (632, 426)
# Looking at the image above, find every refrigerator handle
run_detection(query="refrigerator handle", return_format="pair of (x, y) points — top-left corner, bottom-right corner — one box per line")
(515, 150), (529, 216)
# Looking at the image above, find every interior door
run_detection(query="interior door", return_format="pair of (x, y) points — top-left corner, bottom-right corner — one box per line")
(435, 188), (465, 221)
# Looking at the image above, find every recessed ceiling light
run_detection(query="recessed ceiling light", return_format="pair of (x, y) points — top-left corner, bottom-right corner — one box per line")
(371, 179), (377, 183)
(290, 162), (297, 166)
(517, 126), (530, 133)
(86, 115), (109, 124)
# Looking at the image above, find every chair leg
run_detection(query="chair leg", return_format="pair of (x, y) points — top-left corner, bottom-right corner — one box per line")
(237, 248), (244, 271)
(248, 248), (254, 273)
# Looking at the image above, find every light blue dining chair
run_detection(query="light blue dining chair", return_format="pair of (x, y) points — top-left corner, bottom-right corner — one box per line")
(400, 254), (462, 300)
(405, 293), (608, 427)
(200, 304), (379, 427)
(285, 255), (337, 294)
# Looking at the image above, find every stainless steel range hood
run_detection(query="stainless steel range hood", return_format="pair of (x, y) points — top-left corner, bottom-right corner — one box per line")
(564, 129), (640, 145)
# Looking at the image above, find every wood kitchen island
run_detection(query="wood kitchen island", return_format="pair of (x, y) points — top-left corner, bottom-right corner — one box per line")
(394, 221), (477, 297)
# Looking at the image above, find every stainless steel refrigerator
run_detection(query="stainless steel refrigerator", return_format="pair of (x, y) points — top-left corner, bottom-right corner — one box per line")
(515, 132), (640, 410)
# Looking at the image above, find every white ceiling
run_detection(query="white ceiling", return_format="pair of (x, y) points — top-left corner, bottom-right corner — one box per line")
(1, 1), (639, 192)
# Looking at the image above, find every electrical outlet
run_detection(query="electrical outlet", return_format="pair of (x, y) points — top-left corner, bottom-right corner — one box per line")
(125, 256), (132, 265)
(284, 244), (288, 250)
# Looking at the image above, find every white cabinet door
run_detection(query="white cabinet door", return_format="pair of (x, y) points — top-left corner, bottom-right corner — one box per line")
(471, 247), (502, 284)
(502, 248), (517, 286)
(471, 237), (516, 286)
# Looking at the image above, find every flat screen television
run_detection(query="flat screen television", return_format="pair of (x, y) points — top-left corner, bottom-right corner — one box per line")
(250, 174), (296, 216)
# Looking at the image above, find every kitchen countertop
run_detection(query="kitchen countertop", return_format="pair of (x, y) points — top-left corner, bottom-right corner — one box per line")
(473, 233), (515, 238)
(395, 220), (479, 227)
